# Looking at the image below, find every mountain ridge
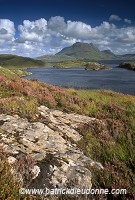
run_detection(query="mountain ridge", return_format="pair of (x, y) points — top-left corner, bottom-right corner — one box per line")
(38, 42), (135, 62)
(56, 42), (106, 59)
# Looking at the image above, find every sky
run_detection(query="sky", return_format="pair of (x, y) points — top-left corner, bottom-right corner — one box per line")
(0, 0), (135, 57)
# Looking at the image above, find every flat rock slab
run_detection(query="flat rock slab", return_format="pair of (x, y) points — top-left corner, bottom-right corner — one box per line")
(0, 106), (103, 189)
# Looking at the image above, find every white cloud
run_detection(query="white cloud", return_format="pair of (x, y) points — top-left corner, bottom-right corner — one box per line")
(124, 18), (132, 24)
(0, 17), (135, 57)
(115, 27), (135, 43)
(18, 18), (47, 42)
(109, 15), (122, 21)
(48, 16), (66, 33)
(65, 21), (92, 39)
(0, 19), (15, 44)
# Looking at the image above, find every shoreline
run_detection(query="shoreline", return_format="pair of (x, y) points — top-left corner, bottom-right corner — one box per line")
(23, 66), (135, 97)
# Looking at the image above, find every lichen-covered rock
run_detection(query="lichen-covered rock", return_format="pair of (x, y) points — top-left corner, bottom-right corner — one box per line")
(0, 106), (103, 189)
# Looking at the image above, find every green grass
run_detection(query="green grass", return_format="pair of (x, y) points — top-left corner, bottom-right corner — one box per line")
(11, 69), (32, 76)
(76, 89), (135, 107)
(0, 66), (18, 79)
(53, 60), (86, 68)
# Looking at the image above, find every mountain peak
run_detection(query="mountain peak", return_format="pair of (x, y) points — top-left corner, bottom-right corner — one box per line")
(73, 42), (93, 45)
(72, 42), (96, 48)
(56, 42), (102, 59)
(39, 42), (118, 61)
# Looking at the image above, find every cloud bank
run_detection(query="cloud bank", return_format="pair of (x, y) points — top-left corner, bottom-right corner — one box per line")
(0, 16), (135, 57)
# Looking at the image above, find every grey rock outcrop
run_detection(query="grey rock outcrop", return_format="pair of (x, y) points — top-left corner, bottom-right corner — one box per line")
(0, 106), (103, 189)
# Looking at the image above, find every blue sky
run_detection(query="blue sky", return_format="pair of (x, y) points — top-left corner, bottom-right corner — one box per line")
(0, 0), (135, 57)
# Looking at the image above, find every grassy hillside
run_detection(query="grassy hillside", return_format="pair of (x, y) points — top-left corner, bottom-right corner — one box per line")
(0, 66), (31, 80)
(0, 67), (135, 199)
(37, 54), (76, 63)
(0, 54), (45, 68)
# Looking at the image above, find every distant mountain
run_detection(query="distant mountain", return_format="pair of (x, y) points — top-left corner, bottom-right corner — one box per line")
(103, 51), (135, 60)
(119, 54), (135, 60)
(101, 50), (116, 56)
(38, 42), (117, 62)
(56, 42), (117, 60)
(0, 54), (45, 68)
(38, 42), (135, 62)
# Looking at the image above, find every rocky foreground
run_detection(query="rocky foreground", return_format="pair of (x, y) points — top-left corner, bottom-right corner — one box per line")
(0, 105), (103, 190)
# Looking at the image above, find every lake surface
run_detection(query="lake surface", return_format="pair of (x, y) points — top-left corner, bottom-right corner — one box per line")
(25, 60), (135, 96)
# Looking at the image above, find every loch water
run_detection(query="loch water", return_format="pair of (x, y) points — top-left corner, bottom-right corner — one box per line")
(25, 60), (135, 96)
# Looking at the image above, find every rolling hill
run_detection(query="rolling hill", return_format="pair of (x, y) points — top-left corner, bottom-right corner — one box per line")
(37, 54), (76, 62)
(0, 54), (45, 68)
